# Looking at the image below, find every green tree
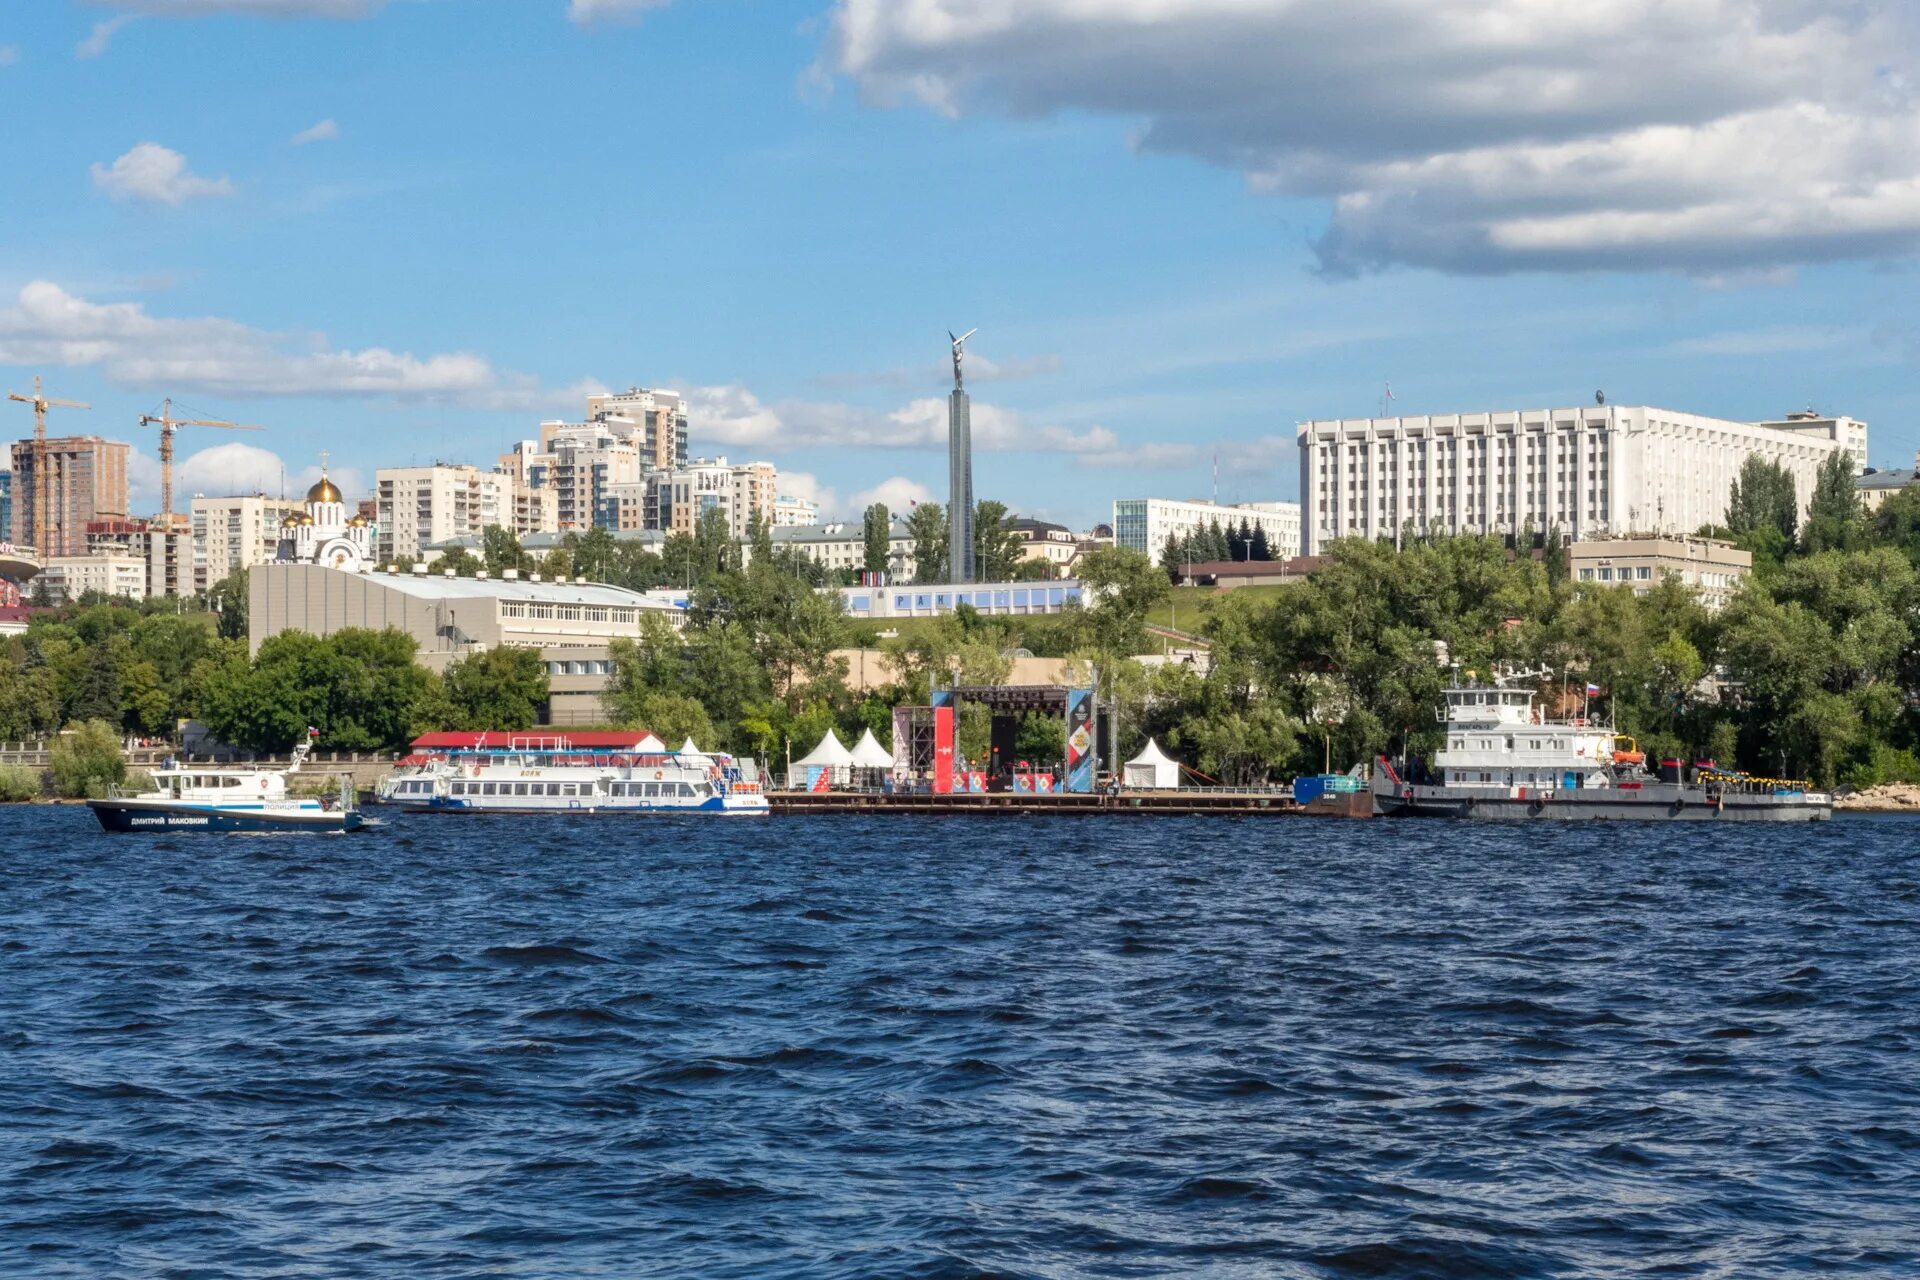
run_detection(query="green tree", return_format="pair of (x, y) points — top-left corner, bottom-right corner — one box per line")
(973, 500), (1024, 582)
(443, 645), (550, 731)
(862, 502), (891, 576)
(1077, 546), (1170, 658)
(199, 628), (446, 752)
(49, 719), (125, 798)
(1725, 454), (1800, 547)
(481, 525), (535, 576)
(1801, 451), (1864, 554)
(436, 547), (482, 577)
(905, 501), (948, 583)
(207, 568), (249, 641)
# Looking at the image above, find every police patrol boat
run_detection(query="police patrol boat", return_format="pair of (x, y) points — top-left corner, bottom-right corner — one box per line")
(89, 733), (364, 833)
(1371, 671), (1832, 822)
(377, 732), (769, 816)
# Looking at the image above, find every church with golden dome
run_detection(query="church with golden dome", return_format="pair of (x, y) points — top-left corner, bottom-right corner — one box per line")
(276, 457), (372, 572)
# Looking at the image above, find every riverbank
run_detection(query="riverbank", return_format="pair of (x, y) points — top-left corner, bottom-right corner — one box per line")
(1836, 783), (1920, 813)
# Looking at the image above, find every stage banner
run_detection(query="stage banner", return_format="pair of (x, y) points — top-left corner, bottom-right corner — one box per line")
(932, 705), (955, 794)
(807, 766), (831, 792)
(1065, 688), (1095, 793)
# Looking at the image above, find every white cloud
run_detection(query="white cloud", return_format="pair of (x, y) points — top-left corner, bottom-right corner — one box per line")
(773, 469), (839, 517)
(0, 281), (591, 411)
(851, 476), (934, 513)
(291, 118), (339, 146)
(0, 46), (20, 68)
(568, 0), (670, 26)
(91, 143), (234, 205)
(127, 440), (369, 512)
(77, 15), (136, 58)
(824, 0), (1920, 276)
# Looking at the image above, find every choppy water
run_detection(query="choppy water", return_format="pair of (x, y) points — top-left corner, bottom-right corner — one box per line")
(3, 809), (1918, 1278)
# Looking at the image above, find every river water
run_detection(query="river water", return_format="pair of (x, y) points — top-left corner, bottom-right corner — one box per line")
(2, 809), (1916, 1278)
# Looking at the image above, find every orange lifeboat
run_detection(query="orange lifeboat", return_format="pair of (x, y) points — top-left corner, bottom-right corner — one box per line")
(1611, 735), (1645, 767)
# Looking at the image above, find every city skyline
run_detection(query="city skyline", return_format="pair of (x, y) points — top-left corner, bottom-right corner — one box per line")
(3, 2), (1918, 531)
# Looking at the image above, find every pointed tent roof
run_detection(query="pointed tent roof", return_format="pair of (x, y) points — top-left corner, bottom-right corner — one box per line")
(635, 733), (667, 753)
(1126, 738), (1178, 769)
(793, 729), (855, 767)
(850, 728), (893, 768)
(678, 736), (701, 755)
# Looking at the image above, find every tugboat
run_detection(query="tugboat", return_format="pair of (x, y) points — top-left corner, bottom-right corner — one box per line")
(1372, 671), (1831, 822)
(89, 733), (364, 833)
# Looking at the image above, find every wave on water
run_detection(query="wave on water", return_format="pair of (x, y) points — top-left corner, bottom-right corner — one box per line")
(1, 811), (1917, 1276)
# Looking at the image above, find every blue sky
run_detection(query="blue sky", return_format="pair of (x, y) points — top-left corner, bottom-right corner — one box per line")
(3, 0), (1918, 529)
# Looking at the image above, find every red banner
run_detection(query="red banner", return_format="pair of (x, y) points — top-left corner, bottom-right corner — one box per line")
(932, 705), (955, 794)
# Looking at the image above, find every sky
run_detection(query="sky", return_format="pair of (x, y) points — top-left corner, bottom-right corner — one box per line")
(3, 0), (1919, 530)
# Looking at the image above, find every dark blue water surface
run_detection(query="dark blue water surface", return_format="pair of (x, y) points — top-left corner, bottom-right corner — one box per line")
(3, 810), (1919, 1278)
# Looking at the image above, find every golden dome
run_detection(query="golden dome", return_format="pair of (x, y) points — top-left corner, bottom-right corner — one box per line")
(346, 514), (369, 528)
(297, 513), (315, 526)
(280, 513), (301, 529)
(306, 477), (343, 504)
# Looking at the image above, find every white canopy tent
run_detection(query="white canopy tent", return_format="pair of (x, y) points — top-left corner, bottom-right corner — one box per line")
(849, 728), (894, 770)
(635, 733), (667, 754)
(1123, 738), (1181, 789)
(793, 729), (855, 787)
(678, 736), (702, 755)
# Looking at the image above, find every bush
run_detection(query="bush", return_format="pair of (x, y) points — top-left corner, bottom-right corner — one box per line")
(49, 719), (126, 799)
(1843, 744), (1920, 792)
(0, 764), (43, 802)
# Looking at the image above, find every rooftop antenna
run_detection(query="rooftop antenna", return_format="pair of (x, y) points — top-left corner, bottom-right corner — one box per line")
(1596, 390), (1606, 405)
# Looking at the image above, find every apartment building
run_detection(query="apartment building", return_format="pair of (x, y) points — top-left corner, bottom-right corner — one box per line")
(375, 463), (556, 561)
(190, 495), (304, 594)
(773, 493), (819, 527)
(1296, 404), (1864, 555)
(584, 387), (689, 472)
(41, 552), (146, 604)
(762, 519), (918, 581)
(8, 435), (130, 557)
(1112, 498), (1303, 561)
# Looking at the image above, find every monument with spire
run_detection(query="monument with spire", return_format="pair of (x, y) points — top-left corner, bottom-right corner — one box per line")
(947, 327), (976, 584)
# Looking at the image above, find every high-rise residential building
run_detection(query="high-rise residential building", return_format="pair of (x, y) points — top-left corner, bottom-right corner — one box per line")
(1112, 498), (1303, 561)
(8, 435), (130, 557)
(1295, 404), (1865, 555)
(190, 495), (304, 594)
(610, 457), (779, 538)
(515, 421), (645, 531)
(0, 471), (10, 546)
(374, 463), (557, 561)
(584, 387), (689, 472)
(773, 493), (819, 527)
(143, 527), (194, 598)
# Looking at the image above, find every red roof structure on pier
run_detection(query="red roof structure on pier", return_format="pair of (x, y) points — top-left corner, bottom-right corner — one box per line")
(408, 731), (651, 751)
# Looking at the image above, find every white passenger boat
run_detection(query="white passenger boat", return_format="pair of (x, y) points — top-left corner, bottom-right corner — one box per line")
(89, 738), (364, 833)
(377, 733), (769, 816)
(1371, 672), (1832, 822)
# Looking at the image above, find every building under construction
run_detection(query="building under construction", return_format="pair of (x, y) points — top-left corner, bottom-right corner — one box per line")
(7, 435), (129, 558)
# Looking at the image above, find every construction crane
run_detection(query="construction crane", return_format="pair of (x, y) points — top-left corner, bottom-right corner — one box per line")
(140, 398), (264, 527)
(6, 375), (90, 557)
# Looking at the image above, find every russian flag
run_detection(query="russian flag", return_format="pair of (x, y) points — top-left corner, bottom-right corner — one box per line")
(1585, 683), (1602, 697)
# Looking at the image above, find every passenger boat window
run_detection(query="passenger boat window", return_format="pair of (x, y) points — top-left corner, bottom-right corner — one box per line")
(678, 782), (695, 797)
(483, 783), (498, 795)
(514, 783), (529, 796)
(643, 783), (660, 798)
(562, 784), (577, 797)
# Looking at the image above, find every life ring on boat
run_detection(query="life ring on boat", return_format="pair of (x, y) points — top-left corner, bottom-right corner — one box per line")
(654, 769), (664, 780)
(259, 777), (269, 790)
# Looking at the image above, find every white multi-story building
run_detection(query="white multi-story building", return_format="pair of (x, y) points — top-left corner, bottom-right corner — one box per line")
(773, 494), (819, 527)
(584, 387), (689, 473)
(376, 463), (555, 561)
(761, 519), (918, 581)
(1111, 498), (1303, 561)
(190, 495), (304, 594)
(41, 552), (147, 604)
(1296, 404), (1866, 555)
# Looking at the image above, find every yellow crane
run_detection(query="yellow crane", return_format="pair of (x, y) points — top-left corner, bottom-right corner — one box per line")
(6, 375), (90, 557)
(140, 398), (264, 528)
